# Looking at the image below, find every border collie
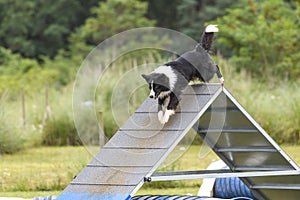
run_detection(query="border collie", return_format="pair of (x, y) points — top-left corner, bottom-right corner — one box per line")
(142, 25), (224, 124)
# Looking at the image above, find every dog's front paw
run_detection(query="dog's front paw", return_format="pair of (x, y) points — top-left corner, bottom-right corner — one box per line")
(160, 109), (175, 124)
(158, 110), (164, 123)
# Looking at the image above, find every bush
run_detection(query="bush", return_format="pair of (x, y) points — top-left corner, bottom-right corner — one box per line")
(0, 94), (24, 154)
(42, 114), (81, 146)
(0, 122), (24, 154)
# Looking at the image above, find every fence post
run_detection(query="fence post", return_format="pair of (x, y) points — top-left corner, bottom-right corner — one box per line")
(98, 111), (105, 148)
(43, 84), (52, 125)
(21, 89), (26, 126)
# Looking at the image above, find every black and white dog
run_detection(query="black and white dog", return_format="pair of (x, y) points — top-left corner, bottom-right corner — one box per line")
(142, 25), (224, 124)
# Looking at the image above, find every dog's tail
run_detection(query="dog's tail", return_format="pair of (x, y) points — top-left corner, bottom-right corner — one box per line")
(200, 24), (219, 52)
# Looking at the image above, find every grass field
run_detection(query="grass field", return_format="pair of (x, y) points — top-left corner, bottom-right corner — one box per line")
(1, 144), (299, 198)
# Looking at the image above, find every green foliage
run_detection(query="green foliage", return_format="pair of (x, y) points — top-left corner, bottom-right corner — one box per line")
(70, 0), (156, 56)
(42, 114), (80, 146)
(0, 47), (58, 96)
(215, 0), (300, 80)
(0, 0), (99, 58)
(41, 50), (79, 86)
(41, 85), (82, 146)
(0, 121), (24, 154)
(144, 0), (181, 30)
(142, 0), (242, 39)
(0, 94), (24, 154)
(176, 0), (242, 39)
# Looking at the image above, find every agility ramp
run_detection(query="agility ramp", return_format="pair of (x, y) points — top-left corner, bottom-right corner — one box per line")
(56, 84), (300, 200)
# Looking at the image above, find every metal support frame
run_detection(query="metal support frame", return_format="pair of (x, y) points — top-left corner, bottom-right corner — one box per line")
(144, 169), (300, 182)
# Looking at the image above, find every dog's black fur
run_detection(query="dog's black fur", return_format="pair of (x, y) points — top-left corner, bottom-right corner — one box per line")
(142, 25), (223, 124)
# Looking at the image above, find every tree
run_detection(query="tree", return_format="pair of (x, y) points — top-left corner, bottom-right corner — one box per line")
(0, 47), (57, 96)
(142, 0), (181, 30)
(176, 0), (243, 40)
(215, 0), (300, 81)
(69, 0), (157, 61)
(70, 0), (156, 55)
(0, 0), (100, 59)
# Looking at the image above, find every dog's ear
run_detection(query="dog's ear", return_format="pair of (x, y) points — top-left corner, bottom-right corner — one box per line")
(141, 74), (151, 83)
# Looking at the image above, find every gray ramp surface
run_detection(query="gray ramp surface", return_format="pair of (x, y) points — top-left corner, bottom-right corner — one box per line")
(57, 84), (300, 200)
(57, 84), (223, 200)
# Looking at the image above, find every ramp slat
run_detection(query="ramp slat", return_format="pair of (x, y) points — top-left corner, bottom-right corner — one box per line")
(120, 112), (199, 131)
(88, 148), (167, 167)
(221, 152), (293, 168)
(183, 84), (221, 94)
(72, 166), (150, 185)
(136, 95), (213, 113)
(105, 130), (184, 149)
(200, 132), (272, 147)
(248, 174), (300, 185)
(199, 111), (254, 129)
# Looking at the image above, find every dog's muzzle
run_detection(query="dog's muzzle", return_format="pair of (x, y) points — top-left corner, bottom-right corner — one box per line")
(149, 89), (156, 99)
(149, 95), (157, 99)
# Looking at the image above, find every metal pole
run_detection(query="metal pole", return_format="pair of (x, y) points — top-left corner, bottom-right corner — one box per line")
(146, 169), (300, 182)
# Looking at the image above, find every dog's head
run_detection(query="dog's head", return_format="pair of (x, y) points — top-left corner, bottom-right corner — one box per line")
(141, 73), (170, 99)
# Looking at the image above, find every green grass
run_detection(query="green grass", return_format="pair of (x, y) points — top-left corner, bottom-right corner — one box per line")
(1, 145), (299, 198)
(0, 146), (93, 193)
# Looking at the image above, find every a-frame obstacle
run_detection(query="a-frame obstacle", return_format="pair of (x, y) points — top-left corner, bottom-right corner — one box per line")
(56, 84), (300, 200)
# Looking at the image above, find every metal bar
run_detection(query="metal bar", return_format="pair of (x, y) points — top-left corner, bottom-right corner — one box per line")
(233, 166), (294, 171)
(70, 182), (137, 186)
(197, 128), (258, 133)
(215, 146), (277, 152)
(153, 169), (231, 176)
(205, 107), (239, 112)
(251, 184), (300, 190)
(145, 170), (300, 182)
